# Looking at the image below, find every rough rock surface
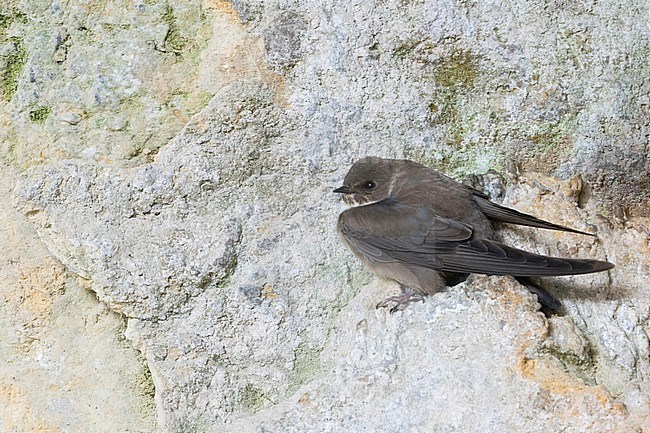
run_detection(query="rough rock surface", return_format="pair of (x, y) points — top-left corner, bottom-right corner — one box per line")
(2, 0), (649, 432)
(0, 169), (156, 433)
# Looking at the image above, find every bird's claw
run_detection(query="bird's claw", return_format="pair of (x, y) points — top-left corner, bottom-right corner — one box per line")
(376, 288), (424, 313)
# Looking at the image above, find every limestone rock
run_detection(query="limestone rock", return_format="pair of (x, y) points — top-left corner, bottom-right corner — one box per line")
(0, 169), (156, 432)
(2, 0), (649, 432)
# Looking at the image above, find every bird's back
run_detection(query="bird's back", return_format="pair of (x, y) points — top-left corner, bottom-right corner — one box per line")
(389, 161), (496, 238)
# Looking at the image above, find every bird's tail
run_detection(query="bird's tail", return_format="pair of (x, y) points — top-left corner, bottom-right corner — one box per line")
(438, 238), (615, 277)
(515, 276), (563, 316)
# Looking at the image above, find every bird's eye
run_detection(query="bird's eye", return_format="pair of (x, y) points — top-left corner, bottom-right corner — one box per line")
(363, 181), (376, 190)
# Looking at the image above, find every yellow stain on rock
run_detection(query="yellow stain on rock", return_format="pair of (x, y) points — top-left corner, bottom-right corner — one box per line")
(202, 0), (241, 21)
(518, 356), (628, 421)
(197, 0), (289, 108)
(261, 283), (278, 300)
(13, 258), (67, 325)
(0, 382), (58, 433)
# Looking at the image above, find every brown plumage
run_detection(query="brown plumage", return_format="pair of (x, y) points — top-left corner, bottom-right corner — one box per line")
(334, 157), (614, 314)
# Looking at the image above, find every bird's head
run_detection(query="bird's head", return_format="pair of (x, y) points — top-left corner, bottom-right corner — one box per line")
(333, 157), (396, 206)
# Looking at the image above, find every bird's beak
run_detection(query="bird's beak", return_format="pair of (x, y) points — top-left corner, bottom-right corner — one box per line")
(333, 186), (352, 194)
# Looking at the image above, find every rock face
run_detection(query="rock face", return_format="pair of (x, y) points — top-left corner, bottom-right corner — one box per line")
(0, 169), (156, 433)
(1, 0), (649, 432)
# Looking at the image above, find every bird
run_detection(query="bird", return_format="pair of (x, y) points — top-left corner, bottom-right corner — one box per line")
(333, 156), (614, 314)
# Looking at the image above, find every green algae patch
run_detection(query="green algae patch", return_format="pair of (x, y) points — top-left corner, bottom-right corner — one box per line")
(162, 5), (189, 55)
(29, 106), (52, 124)
(241, 383), (268, 411)
(1, 37), (27, 101)
(431, 48), (478, 89)
(292, 336), (324, 388)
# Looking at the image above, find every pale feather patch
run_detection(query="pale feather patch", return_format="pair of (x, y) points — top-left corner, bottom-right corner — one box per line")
(342, 194), (383, 207)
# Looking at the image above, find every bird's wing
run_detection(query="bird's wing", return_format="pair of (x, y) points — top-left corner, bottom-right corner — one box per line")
(339, 198), (613, 276)
(466, 186), (593, 236)
(338, 198), (469, 266)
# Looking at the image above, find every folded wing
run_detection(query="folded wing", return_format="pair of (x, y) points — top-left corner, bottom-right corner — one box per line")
(467, 187), (593, 236)
(339, 198), (613, 277)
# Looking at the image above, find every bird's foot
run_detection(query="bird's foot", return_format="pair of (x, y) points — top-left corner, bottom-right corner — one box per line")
(376, 287), (424, 314)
